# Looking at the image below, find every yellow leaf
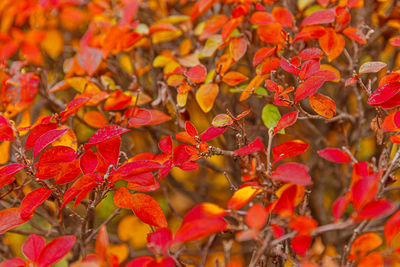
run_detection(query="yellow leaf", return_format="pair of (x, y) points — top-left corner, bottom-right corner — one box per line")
(66, 77), (98, 93)
(41, 29), (64, 59)
(16, 110), (31, 136)
(119, 53), (133, 74)
(108, 244), (129, 263)
(0, 141), (10, 165)
(196, 83), (219, 113)
(152, 29), (182, 44)
(52, 126), (78, 150)
(117, 216), (150, 249)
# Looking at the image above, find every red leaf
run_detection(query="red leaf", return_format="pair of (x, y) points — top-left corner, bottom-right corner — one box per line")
(26, 123), (58, 150)
(0, 257), (25, 267)
(185, 64), (207, 83)
(291, 233), (312, 256)
(96, 136), (120, 167)
(0, 115), (14, 142)
(298, 48), (323, 60)
(294, 76), (325, 102)
(332, 193), (351, 220)
(301, 9), (335, 27)
(273, 111), (298, 134)
(272, 184), (298, 216)
(80, 149), (98, 174)
(113, 187), (134, 209)
(22, 234), (46, 262)
(108, 160), (164, 184)
(158, 136), (173, 154)
(199, 126), (227, 142)
(86, 125), (129, 147)
(272, 140), (308, 164)
(147, 228), (172, 255)
(0, 164), (24, 181)
(270, 162), (312, 185)
(351, 173), (380, 211)
(20, 188), (52, 219)
(173, 217), (226, 244)
(33, 128), (68, 157)
(182, 203), (227, 225)
(393, 111), (400, 129)
(128, 108), (152, 128)
(245, 203), (268, 230)
(76, 47), (102, 76)
(280, 57), (300, 76)
(37, 235), (76, 267)
(0, 208), (32, 234)
(173, 203), (227, 244)
(355, 199), (396, 221)
(317, 148), (351, 163)
(234, 138), (265, 155)
(367, 82), (400, 106)
(385, 209), (400, 247)
(185, 121), (198, 137)
(131, 193), (168, 228)
(60, 97), (90, 121)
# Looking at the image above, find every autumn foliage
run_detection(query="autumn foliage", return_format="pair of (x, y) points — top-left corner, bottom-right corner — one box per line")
(1, 0), (400, 266)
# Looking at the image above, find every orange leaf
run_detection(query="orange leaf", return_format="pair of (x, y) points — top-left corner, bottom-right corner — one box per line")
(257, 23), (285, 44)
(228, 185), (262, 210)
(83, 110), (107, 129)
(358, 252), (383, 267)
(131, 193), (168, 228)
(309, 93), (336, 118)
(245, 203), (268, 230)
(195, 83), (219, 113)
(318, 28), (345, 62)
(96, 226), (109, 261)
(349, 232), (382, 261)
(222, 72), (248, 86)
(229, 37), (247, 62)
(113, 187), (135, 209)
(289, 216), (317, 234)
(240, 74), (268, 101)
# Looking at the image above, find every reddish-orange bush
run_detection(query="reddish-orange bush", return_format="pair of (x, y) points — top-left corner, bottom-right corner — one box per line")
(1, 0), (400, 266)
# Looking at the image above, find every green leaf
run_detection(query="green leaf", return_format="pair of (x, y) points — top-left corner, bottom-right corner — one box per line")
(254, 87), (268, 96)
(261, 104), (283, 133)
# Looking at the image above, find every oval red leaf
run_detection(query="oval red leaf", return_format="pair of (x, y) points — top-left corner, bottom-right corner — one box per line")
(270, 162), (312, 185)
(20, 188), (53, 219)
(317, 148), (351, 163)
